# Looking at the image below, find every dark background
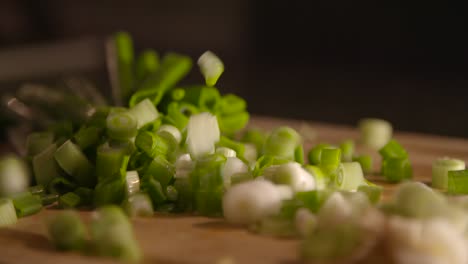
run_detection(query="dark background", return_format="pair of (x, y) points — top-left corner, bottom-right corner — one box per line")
(1, 0), (467, 137)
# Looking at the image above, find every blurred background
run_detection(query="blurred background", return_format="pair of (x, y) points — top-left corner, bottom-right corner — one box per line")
(0, 0), (467, 137)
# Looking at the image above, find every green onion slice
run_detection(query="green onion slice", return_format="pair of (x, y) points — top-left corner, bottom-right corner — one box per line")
(54, 140), (95, 187)
(432, 158), (465, 190)
(379, 139), (408, 159)
(0, 155), (30, 197)
(127, 98), (159, 129)
(334, 162), (366, 191)
(382, 157), (412, 183)
(125, 171), (140, 197)
(186, 112), (220, 159)
(358, 118), (392, 150)
(12, 192), (42, 217)
(123, 193), (154, 217)
(197, 50), (224, 87)
(59, 192), (81, 209)
(106, 112), (138, 140)
(0, 198), (17, 227)
(47, 210), (87, 251)
(33, 144), (62, 187)
(448, 170), (468, 195)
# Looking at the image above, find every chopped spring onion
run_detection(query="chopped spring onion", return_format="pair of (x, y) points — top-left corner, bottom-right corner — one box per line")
(0, 155), (30, 197)
(47, 210), (87, 251)
(319, 148), (342, 175)
(157, 124), (182, 145)
(223, 180), (283, 225)
(106, 112), (138, 140)
(32, 144), (62, 187)
(394, 182), (446, 219)
(304, 165), (328, 190)
(127, 98), (159, 129)
(198, 50), (224, 87)
(379, 139), (408, 159)
(379, 140), (412, 184)
(96, 144), (128, 181)
(54, 140), (95, 187)
(125, 171), (140, 197)
(294, 145), (305, 164)
(73, 126), (103, 150)
(186, 112), (220, 159)
(432, 158), (465, 190)
(448, 170), (468, 195)
(143, 178), (167, 206)
(307, 143), (331, 166)
(358, 118), (392, 150)
(193, 154), (226, 191)
(26, 132), (54, 157)
(93, 175), (125, 207)
(123, 193), (154, 217)
(339, 140), (355, 162)
(352, 155), (373, 174)
(263, 126), (301, 161)
(59, 192), (81, 209)
(264, 162), (315, 192)
(135, 131), (170, 158)
(145, 156), (174, 189)
(90, 206), (142, 262)
(386, 216), (467, 264)
(334, 162), (366, 191)
(382, 158), (412, 183)
(12, 192), (42, 217)
(220, 94), (246, 115)
(222, 157), (249, 188)
(0, 198), (17, 227)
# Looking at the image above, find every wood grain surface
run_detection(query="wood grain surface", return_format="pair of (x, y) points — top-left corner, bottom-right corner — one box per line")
(1, 116), (468, 264)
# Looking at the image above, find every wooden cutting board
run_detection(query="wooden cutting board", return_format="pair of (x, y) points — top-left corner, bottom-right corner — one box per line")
(1, 116), (468, 264)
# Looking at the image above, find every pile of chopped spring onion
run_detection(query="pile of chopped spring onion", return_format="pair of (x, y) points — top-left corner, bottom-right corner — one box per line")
(1, 32), (468, 263)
